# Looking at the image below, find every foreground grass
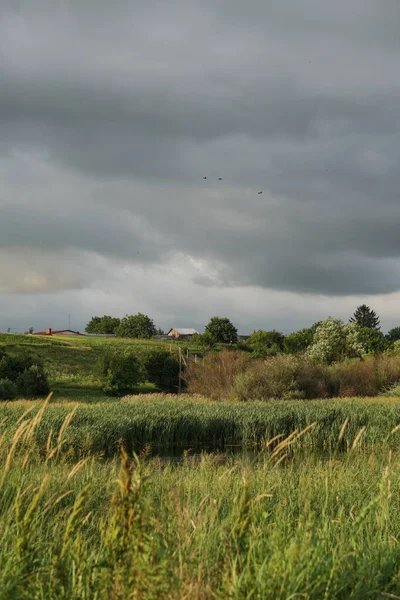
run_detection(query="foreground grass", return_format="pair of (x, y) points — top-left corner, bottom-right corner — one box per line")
(1, 432), (400, 598)
(3, 395), (400, 456)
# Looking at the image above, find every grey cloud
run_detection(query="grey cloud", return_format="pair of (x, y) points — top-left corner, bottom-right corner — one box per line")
(1, 0), (400, 306)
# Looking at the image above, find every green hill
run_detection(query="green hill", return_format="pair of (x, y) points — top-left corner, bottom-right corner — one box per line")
(0, 334), (186, 401)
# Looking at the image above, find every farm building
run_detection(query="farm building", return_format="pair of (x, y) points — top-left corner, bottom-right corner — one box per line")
(167, 328), (199, 340)
(33, 328), (84, 336)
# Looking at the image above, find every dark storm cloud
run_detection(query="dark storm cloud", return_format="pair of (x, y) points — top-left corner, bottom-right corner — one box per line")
(1, 0), (400, 297)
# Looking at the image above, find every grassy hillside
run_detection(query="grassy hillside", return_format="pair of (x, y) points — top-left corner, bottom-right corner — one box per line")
(0, 333), (180, 400)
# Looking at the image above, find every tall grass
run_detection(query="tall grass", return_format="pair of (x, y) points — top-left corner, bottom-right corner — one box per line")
(1, 405), (400, 598)
(3, 396), (400, 456)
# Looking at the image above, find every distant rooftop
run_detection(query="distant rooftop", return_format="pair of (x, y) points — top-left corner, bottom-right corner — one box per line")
(168, 328), (198, 335)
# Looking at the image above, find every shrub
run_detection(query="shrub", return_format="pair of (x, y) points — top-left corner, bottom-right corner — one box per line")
(232, 355), (303, 401)
(296, 362), (333, 399)
(16, 364), (50, 398)
(330, 359), (379, 397)
(183, 350), (249, 399)
(98, 350), (143, 395)
(142, 349), (180, 391)
(0, 378), (17, 400)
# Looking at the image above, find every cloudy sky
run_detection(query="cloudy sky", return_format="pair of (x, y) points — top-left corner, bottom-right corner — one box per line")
(1, 0), (400, 334)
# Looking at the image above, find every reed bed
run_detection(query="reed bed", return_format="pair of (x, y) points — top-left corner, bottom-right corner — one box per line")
(2, 395), (400, 457)
(1, 401), (400, 598)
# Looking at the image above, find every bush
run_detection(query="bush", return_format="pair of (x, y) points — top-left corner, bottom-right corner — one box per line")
(330, 359), (379, 397)
(232, 355), (303, 401)
(183, 350), (249, 399)
(0, 378), (17, 400)
(98, 350), (143, 396)
(16, 364), (50, 398)
(142, 349), (180, 391)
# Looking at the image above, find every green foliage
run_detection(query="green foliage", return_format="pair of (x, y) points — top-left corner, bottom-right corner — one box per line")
(85, 315), (121, 334)
(356, 327), (387, 354)
(350, 304), (381, 330)
(246, 329), (285, 357)
(0, 349), (49, 399)
(98, 350), (143, 395)
(16, 364), (50, 398)
(204, 316), (238, 344)
(232, 356), (302, 401)
(115, 313), (157, 339)
(283, 322), (321, 354)
(0, 378), (17, 400)
(142, 349), (180, 391)
(386, 326), (400, 344)
(307, 318), (365, 364)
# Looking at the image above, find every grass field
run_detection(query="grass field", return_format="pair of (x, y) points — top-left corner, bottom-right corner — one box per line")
(3, 334), (400, 596)
(2, 403), (400, 599)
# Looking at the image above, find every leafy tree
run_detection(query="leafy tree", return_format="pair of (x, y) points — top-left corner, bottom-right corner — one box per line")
(350, 305), (380, 330)
(307, 317), (365, 364)
(356, 327), (387, 354)
(98, 350), (143, 395)
(115, 313), (157, 339)
(246, 330), (285, 357)
(0, 350), (49, 399)
(284, 322), (322, 354)
(386, 327), (400, 344)
(0, 379), (17, 400)
(85, 315), (121, 334)
(24, 327), (34, 335)
(17, 364), (50, 398)
(204, 317), (238, 344)
(142, 349), (180, 391)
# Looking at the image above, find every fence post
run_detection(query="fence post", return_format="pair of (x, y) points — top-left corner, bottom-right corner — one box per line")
(178, 347), (182, 394)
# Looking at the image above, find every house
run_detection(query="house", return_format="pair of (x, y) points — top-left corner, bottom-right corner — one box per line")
(167, 328), (199, 340)
(33, 328), (84, 336)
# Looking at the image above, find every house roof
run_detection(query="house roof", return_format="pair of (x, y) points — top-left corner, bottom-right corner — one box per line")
(168, 328), (198, 335)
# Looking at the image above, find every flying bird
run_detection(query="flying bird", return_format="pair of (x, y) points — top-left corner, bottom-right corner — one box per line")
(203, 176), (207, 179)
(258, 191), (263, 194)
(218, 177), (222, 180)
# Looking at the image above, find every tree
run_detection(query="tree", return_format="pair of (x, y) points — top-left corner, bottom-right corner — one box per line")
(98, 349), (143, 395)
(284, 322), (322, 354)
(307, 317), (365, 364)
(356, 327), (387, 354)
(246, 330), (285, 357)
(85, 315), (120, 334)
(24, 327), (34, 335)
(115, 313), (157, 339)
(350, 305), (380, 330)
(142, 349), (180, 391)
(386, 327), (400, 344)
(204, 317), (238, 344)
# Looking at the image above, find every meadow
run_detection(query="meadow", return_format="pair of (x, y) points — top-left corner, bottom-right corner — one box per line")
(1, 400), (400, 599)
(3, 334), (400, 597)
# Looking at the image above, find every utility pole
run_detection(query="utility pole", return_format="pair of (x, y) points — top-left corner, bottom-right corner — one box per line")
(68, 314), (71, 328)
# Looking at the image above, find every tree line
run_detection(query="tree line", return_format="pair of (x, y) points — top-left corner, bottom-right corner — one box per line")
(85, 305), (400, 356)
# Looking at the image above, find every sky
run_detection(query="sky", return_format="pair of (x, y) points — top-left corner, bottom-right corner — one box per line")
(1, 0), (400, 334)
